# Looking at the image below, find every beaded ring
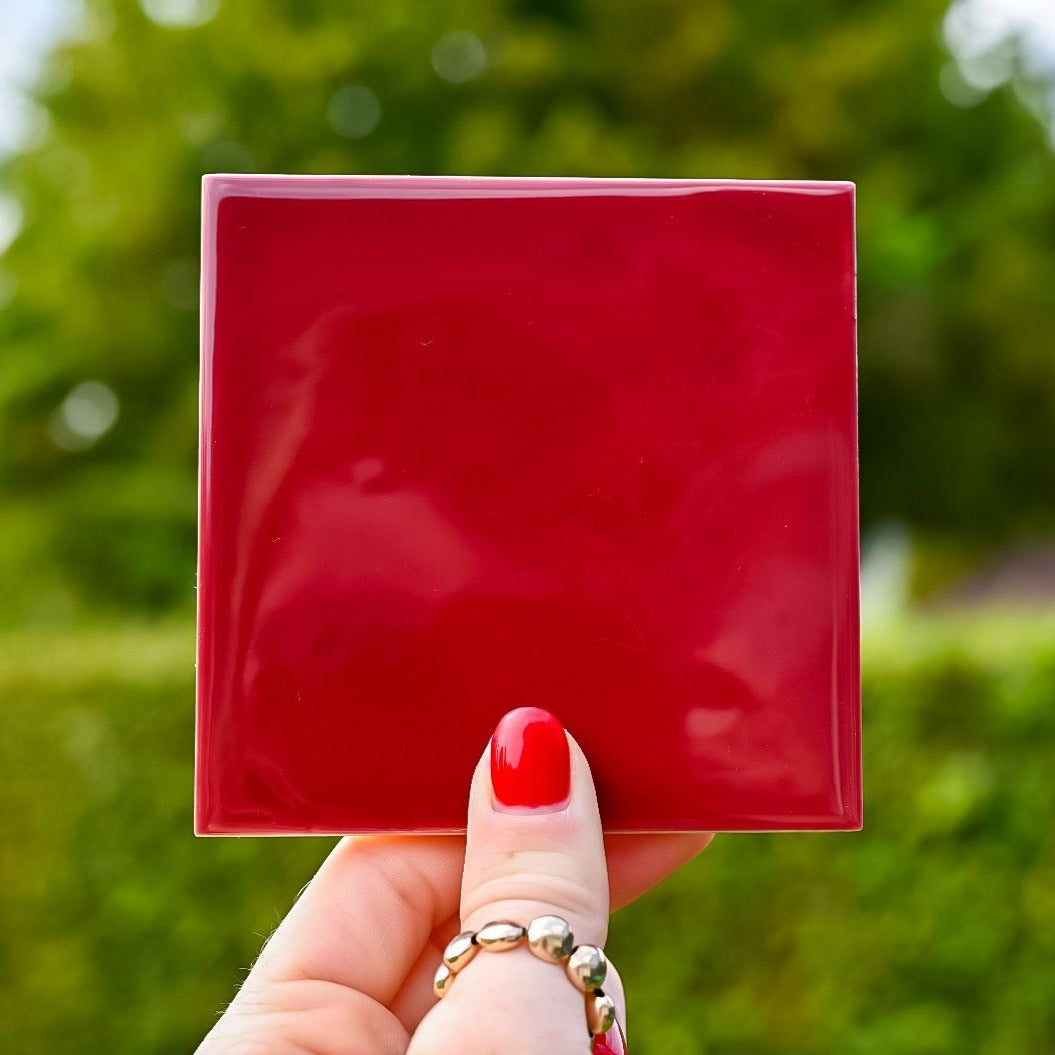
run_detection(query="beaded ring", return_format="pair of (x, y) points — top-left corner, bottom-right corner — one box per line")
(433, 914), (621, 1047)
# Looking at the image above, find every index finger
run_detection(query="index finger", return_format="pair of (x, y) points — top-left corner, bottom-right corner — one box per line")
(607, 832), (714, 910)
(250, 835), (464, 1004)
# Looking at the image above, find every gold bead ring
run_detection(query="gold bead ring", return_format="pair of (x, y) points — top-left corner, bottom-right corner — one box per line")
(433, 914), (619, 1042)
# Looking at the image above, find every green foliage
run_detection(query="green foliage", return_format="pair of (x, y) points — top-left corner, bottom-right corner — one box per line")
(2, 613), (1054, 1053)
(2, 0), (1055, 623)
(1, 3), (1054, 1051)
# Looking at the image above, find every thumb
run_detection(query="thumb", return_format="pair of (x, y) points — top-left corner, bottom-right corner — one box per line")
(461, 706), (609, 942)
(409, 707), (625, 1055)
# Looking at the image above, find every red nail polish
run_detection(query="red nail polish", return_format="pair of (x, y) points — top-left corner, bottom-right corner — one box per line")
(592, 1028), (625, 1055)
(491, 707), (570, 809)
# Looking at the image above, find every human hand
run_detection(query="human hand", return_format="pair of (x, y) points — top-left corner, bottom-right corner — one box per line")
(196, 708), (712, 1054)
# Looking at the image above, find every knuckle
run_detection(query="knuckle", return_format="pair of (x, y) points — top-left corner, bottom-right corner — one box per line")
(462, 864), (603, 938)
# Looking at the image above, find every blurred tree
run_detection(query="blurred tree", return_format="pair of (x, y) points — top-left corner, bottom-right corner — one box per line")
(1, 0), (1054, 624)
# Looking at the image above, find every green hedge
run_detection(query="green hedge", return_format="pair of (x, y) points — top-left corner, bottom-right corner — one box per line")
(2, 614), (1053, 1053)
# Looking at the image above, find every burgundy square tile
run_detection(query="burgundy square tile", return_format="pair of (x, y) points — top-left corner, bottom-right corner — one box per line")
(197, 175), (860, 834)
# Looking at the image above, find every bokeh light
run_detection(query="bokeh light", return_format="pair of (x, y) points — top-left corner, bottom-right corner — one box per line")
(139, 0), (220, 29)
(49, 381), (120, 451)
(432, 30), (487, 84)
(327, 85), (382, 139)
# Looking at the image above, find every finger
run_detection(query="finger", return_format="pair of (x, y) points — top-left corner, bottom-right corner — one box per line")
(197, 979), (409, 1055)
(606, 831), (714, 909)
(460, 707), (609, 941)
(388, 913), (461, 1027)
(384, 835), (713, 1031)
(601, 961), (628, 1053)
(410, 707), (616, 1055)
(246, 834), (464, 1009)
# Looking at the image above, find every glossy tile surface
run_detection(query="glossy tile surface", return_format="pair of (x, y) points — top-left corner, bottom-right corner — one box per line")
(197, 175), (860, 834)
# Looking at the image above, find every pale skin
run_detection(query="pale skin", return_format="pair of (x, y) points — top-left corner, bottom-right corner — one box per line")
(196, 734), (712, 1055)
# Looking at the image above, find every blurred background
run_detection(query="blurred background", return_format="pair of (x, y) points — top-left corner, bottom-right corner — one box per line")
(1, 0), (1054, 1051)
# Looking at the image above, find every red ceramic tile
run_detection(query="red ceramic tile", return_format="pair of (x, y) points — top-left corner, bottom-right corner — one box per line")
(196, 175), (860, 835)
